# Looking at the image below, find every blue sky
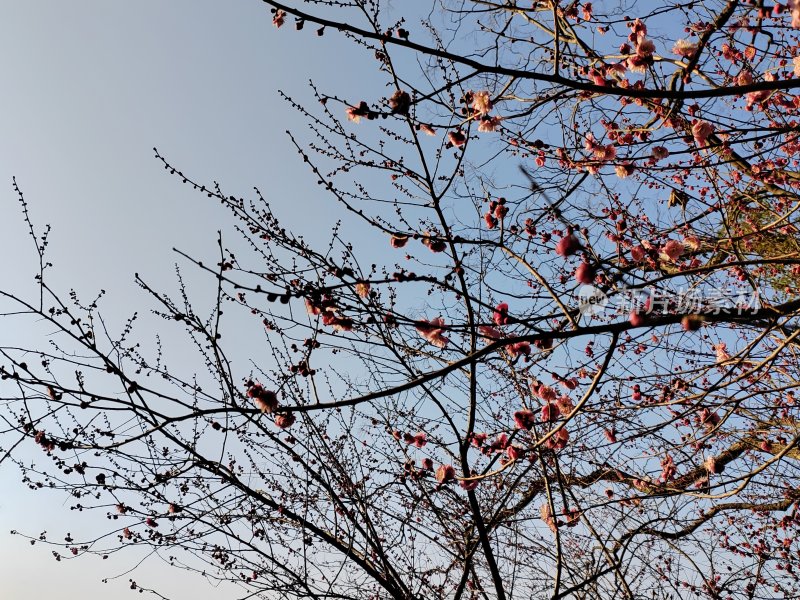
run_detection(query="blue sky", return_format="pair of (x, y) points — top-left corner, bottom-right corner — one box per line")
(0, 2), (378, 597)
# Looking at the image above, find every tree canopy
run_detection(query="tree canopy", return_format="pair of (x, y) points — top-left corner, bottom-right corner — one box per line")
(5, 1), (800, 598)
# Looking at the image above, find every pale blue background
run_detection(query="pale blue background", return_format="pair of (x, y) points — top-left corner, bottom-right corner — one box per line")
(0, 2), (374, 597)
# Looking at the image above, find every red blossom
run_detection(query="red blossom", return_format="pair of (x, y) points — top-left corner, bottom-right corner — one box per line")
(506, 445), (523, 461)
(493, 302), (510, 326)
(274, 413), (296, 429)
(574, 262), (596, 284)
(508, 341), (531, 358)
(629, 310), (646, 327)
(555, 234), (581, 257)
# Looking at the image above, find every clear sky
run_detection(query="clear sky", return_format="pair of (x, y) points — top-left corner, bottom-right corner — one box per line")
(0, 2), (374, 598)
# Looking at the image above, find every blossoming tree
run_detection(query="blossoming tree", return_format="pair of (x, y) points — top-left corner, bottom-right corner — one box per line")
(5, 1), (800, 598)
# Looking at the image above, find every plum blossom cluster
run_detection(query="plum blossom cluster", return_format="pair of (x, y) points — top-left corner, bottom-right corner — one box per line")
(483, 198), (508, 229)
(305, 294), (354, 332)
(246, 381), (296, 429)
(416, 317), (449, 348)
(513, 382), (576, 451)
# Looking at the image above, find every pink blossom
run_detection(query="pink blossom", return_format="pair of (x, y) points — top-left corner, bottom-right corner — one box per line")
(471, 90), (492, 116)
(559, 378), (577, 390)
(471, 432), (488, 447)
(692, 121), (714, 146)
(737, 70), (753, 86)
(715, 342), (730, 363)
(513, 409), (536, 430)
(540, 402), (560, 422)
(556, 395), (574, 415)
(629, 310), (646, 327)
(660, 454), (676, 482)
(588, 68), (605, 86)
(416, 317), (449, 348)
(626, 54), (649, 73)
(248, 384), (279, 414)
(478, 325), (503, 340)
(790, 0), (800, 28)
(419, 123), (436, 136)
(583, 133), (599, 153)
(615, 163), (634, 179)
(410, 432), (427, 448)
(436, 464), (455, 483)
(540, 503), (557, 533)
(682, 315), (702, 331)
(422, 234), (447, 253)
(506, 445), (523, 461)
(537, 385), (558, 402)
(659, 239), (684, 262)
(683, 236), (701, 251)
(508, 341), (531, 358)
(346, 101), (370, 123)
(637, 38), (655, 57)
(390, 234), (408, 248)
(672, 39), (698, 58)
(699, 408), (721, 429)
(630, 245), (647, 262)
(306, 298), (322, 316)
(584, 133), (617, 161)
(607, 62), (627, 78)
(651, 146), (669, 161)
(355, 282), (371, 298)
(746, 89), (771, 109)
(460, 479), (479, 491)
(630, 19), (648, 43)
(389, 90), (411, 115)
(478, 116), (501, 132)
(794, 57), (800, 77)
(597, 144), (616, 161)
